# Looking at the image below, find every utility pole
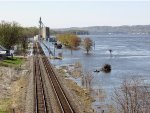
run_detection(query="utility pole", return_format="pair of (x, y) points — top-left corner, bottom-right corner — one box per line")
(39, 17), (42, 39)
(54, 44), (55, 57)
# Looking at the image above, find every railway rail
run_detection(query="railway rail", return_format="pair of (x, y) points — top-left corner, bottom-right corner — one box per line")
(36, 42), (76, 113)
(33, 43), (48, 113)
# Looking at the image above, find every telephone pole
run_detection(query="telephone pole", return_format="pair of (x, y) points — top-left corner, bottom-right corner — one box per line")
(39, 17), (42, 39)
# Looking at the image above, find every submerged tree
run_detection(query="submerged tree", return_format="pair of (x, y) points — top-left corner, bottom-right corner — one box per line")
(112, 78), (150, 113)
(57, 34), (81, 54)
(82, 71), (94, 90)
(101, 64), (111, 73)
(83, 38), (93, 54)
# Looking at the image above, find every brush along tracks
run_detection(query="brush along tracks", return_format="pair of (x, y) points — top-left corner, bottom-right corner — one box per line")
(37, 42), (76, 113)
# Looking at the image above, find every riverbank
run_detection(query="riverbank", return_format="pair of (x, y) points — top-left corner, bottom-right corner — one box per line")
(54, 62), (95, 113)
(53, 62), (116, 113)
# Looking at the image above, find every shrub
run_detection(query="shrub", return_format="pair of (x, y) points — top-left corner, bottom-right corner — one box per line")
(101, 64), (111, 73)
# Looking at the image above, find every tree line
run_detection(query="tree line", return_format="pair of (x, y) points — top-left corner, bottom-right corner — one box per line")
(50, 29), (89, 35)
(56, 34), (93, 54)
(0, 21), (93, 55)
(0, 21), (38, 55)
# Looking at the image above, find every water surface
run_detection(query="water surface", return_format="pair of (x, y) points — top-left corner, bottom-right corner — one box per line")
(41, 34), (150, 112)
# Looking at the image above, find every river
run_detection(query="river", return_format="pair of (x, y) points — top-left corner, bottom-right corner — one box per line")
(40, 34), (150, 112)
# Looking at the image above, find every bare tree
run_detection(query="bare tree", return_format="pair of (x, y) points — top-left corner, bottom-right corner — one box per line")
(83, 38), (93, 54)
(82, 71), (94, 90)
(112, 78), (150, 113)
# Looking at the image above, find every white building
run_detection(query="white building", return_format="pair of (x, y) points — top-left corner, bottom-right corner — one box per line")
(34, 35), (39, 41)
(41, 27), (50, 40)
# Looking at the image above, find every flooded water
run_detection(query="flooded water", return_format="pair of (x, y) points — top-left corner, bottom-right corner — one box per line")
(40, 34), (150, 112)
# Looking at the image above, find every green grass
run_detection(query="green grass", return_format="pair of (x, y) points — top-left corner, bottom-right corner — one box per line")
(0, 98), (11, 113)
(0, 111), (7, 113)
(0, 57), (24, 68)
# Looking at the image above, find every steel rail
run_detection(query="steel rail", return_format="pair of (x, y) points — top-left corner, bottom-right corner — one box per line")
(37, 42), (76, 113)
(33, 43), (48, 113)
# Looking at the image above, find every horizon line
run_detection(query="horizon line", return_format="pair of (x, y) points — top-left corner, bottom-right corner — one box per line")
(48, 24), (150, 29)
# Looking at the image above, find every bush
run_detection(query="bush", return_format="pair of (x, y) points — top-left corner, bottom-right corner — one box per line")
(101, 64), (111, 73)
(57, 34), (81, 49)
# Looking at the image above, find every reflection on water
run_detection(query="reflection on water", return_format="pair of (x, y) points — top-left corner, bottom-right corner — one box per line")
(40, 34), (150, 112)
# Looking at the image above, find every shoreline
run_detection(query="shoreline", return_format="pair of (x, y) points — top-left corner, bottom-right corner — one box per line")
(54, 62), (116, 113)
(54, 63), (95, 113)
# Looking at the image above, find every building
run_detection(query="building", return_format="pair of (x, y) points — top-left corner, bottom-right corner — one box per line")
(41, 27), (50, 40)
(34, 35), (39, 41)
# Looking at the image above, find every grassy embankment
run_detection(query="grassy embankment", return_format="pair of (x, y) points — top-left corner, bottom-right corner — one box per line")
(0, 57), (24, 68)
(0, 57), (25, 112)
(0, 98), (11, 113)
(0, 111), (7, 113)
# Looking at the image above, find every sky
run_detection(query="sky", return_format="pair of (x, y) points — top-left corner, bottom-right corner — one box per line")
(0, 1), (150, 28)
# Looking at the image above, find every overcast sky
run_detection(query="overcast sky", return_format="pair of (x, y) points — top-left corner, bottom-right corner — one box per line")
(0, 1), (150, 28)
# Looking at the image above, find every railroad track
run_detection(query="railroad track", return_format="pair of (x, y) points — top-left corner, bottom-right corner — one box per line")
(36, 42), (76, 113)
(33, 43), (48, 113)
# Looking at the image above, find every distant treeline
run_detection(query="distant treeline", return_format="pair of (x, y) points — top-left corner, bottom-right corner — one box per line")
(50, 29), (89, 35)
(52, 25), (150, 35)
(85, 25), (150, 35)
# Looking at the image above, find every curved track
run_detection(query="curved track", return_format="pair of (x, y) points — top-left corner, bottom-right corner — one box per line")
(37, 42), (76, 113)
